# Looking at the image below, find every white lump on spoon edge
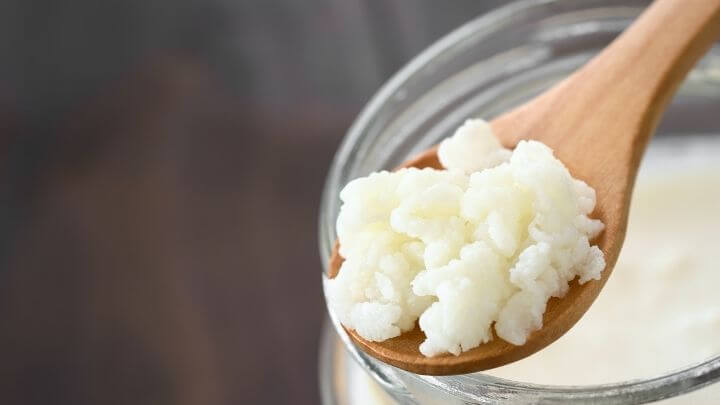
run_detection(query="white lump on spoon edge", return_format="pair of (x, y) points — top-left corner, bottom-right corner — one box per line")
(325, 119), (605, 357)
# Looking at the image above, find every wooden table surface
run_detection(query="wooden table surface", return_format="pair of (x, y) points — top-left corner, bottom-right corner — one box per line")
(0, 1), (502, 404)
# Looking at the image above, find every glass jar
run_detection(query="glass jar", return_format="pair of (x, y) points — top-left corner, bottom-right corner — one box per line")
(318, 0), (720, 403)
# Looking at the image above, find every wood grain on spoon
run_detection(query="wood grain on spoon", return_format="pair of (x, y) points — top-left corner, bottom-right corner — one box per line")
(328, 0), (720, 375)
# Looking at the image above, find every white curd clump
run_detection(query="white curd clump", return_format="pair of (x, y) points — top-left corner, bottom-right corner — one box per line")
(325, 119), (605, 357)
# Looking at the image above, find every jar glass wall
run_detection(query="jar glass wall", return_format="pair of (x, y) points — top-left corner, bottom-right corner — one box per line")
(318, 0), (720, 403)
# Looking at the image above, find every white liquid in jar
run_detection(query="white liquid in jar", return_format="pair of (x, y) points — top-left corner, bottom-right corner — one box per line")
(342, 136), (720, 404)
(486, 136), (720, 404)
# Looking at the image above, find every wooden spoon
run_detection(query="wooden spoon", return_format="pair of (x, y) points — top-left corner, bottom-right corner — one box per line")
(327, 0), (720, 375)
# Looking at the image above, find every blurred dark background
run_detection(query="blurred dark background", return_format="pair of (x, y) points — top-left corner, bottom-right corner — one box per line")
(1, 1), (503, 404)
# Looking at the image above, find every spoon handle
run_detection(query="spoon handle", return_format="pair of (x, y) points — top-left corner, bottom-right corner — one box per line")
(493, 0), (720, 167)
(578, 0), (720, 147)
